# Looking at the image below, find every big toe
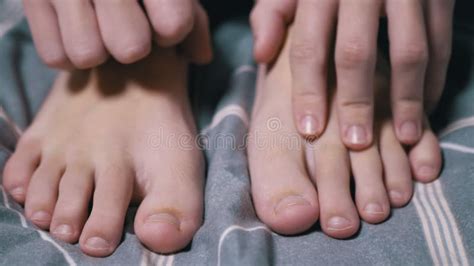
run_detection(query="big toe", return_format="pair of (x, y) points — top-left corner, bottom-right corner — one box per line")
(134, 152), (204, 253)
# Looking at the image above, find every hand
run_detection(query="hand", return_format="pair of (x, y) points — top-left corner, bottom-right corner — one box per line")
(251, 0), (454, 149)
(24, 0), (212, 69)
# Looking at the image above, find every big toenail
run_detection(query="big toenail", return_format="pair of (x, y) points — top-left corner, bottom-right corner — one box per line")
(274, 195), (310, 214)
(146, 213), (180, 229)
(364, 203), (384, 214)
(346, 125), (367, 145)
(418, 166), (435, 177)
(400, 121), (418, 139)
(327, 216), (352, 231)
(53, 224), (73, 236)
(389, 190), (404, 202)
(31, 211), (51, 223)
(85, 237), (110, 250)
(10, 187), (25, 197)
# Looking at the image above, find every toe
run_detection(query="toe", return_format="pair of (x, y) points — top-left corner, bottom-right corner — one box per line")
(24, 154), (64, 229)
(79, 160), (133, 257)
(2, 133), (41, 203)
(409, 122), (442, 183)
(249, 138), (319, 235)
(350, 145), (390, 224)
(50, 162), (94, 243)
(312, 138), (360, 239)
(134, 150), (204, 254)
(380, 121), (413, 207)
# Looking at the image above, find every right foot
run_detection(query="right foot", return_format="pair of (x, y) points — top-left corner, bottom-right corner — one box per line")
(248, 33), (442, 238)
(3, 49), (204, 256)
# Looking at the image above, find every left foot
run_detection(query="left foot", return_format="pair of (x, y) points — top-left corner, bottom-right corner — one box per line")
(248, 32), (442, 238)
(3, 48), (204, 256)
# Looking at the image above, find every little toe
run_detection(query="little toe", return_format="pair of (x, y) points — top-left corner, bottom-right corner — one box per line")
(24, 154), (64, 229)
(50, 162), (94, 243)
(350, 145), (390, 224)
(409, 124), (442, 183)
(380, 121), (413, 207)
(2, 134), (42, 203)
(79, 161), (133, 257)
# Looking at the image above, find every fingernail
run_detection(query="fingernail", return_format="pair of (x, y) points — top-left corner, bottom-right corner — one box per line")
(300, 115), (319, 138)
(346, 125), (367, 145)
(53, 224), (73, 236)
(85, 237), (110, 250)
(418, 165), (436, 178)
(400, 121), (419, 140)
(389, 190), (404, 202)
(146, 213), (180, 229)
(31, 211), (51, 223)
(274, 195), (310, 214)
(364, 203), (384, 214)
(9, 187), (25, 197)
(327, 216), (353, 231)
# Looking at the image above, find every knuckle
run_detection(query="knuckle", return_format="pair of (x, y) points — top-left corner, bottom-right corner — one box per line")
(290, 41), (322, 64)
(115, 41), (151, 64)
(41, 51), (68, 68)
(153, 16), (194, 43)
(392, 43), (428, 67)
(68, 45), (105, 69)
(336, 41), (373, 69)
(339, 97), (372, 109)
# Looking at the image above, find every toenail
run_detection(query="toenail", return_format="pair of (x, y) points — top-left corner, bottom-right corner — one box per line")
(418, 166), (435, 178)
(389, 190), (405, 202)
(364, 203), (384, 214)
(274, 195), (310, 214)
(53, 224), (73, 236)
(31, 211), (51, 223)
(85, 237), (110, 250)
(327, 216), (352, 231)
(146, 213), (180, 229)
(346, 125), (367, 145)
(400, 121), (419, 140)
(9, 187), (25, 197)
(300, 115), (319, 138)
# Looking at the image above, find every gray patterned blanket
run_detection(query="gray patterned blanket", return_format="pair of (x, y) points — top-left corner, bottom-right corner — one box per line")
(0, 1), (473, 265)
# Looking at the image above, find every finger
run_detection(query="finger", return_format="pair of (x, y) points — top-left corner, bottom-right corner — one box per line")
(52, 0), (108, 69)
(22, 0), (72, 68)
(423, 0), (455, 112)
(144, 0), (195, 47)
(335, 0), (382, 150)
(290, 0), (337, 140)
(250, 0), (296, 63)
(94, 0), (151, 64)
(386, 0), (428, 145)
(180, 4), (213, 64)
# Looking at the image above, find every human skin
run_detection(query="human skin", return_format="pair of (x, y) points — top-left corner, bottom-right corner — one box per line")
(23, 0), (213, 69)
(250, 0), (454, 150)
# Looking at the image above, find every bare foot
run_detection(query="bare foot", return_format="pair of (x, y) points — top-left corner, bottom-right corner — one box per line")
(2, 49), (204, 256)
(248, 31), (442, 238)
